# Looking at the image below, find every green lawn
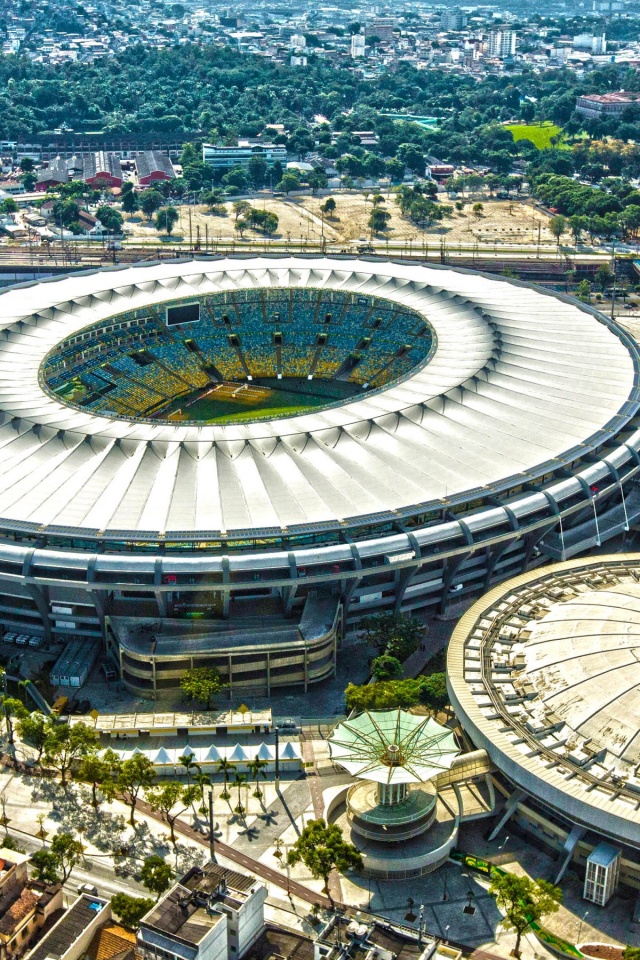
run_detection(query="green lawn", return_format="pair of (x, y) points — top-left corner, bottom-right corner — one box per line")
(505, 122), (563, 149)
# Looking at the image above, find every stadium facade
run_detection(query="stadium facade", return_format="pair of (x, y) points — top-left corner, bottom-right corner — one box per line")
(1, 256), (640, 696)
(447, 555), (640, 890)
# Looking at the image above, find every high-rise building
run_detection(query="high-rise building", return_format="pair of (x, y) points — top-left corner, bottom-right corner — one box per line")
(368, 18), (395, 42)
(351, 33), (366, 58)
(487, 29), (516, 58)
(440, 9), (467, 31)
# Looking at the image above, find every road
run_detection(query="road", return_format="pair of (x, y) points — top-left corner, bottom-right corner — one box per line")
(4, 823), (146, 901)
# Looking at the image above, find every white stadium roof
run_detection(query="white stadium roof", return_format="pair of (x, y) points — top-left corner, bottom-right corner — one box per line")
(0, 256), (635, 538)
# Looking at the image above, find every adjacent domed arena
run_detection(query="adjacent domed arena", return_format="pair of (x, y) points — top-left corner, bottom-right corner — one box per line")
(1, 256), (640, 696)
(447, 555), (640, 868)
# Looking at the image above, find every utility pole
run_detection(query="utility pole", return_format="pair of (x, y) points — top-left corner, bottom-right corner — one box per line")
(274, 727), (280, 790)
(208, 788), (216, 862)
(610, 237), (616, 321)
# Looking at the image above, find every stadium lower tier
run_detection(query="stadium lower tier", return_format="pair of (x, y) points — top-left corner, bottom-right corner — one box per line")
(1, 465), (640, 696)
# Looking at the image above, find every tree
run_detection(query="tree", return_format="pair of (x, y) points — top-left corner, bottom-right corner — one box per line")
(249, 755), (268, 800)
(30, 849), (61, 884)
(569, 215), (586, 244)
(233, 200), (251, 221)
(321, 197), (336, 218)
(550, 214), (566, 246)
(179, 666), (225, 709)
(223, 167), (248, 192)
(623, 949), (640, 960)
(111, 893), (155, 930)
(0, 695), (28, 750)
(76, 752), (114, 808)
(472, 202), (484, 218)
(155, 206), (179, 236)
(247, 156), (268, 190)
(276, 173), (300, 195)
(287, 819), (363, 900)
(369, 207), (391, 233)
(232, 772), (248, 816)
(360, 613), (424, 661)
(307, 170), (328, 194)
(235, 218), (249, 238)
(50, 832), (84, 882)
(43, 721), (98, 784)
(489, 873), (561, 957)
(122, 189), (138, 215)
(371, 655), (403, 681)
(96, 205), (123, 233)
(140, 855), (172, 899)
(116, 754), (156, 825)
(216, 757), (236, 801)
(17, 711), (48, 764)
(385, 158), (405, 183)
(177, 753), (199, 782)
(262, 211), (279, 235)
(140, 189), (163, 220)
(577, 279), (592, 303)
(0, 198), (18, 214)
(193, 771), (211, 812)
(595, 263), (614, 293)
(146, 782), (199, 846)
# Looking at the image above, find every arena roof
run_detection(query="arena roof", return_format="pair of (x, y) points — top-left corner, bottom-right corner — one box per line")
(0, 256), (636, 539)
(447, 555), (640, 850)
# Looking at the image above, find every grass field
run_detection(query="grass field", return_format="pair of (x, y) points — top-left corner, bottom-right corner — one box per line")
(505, 122), (563, 149)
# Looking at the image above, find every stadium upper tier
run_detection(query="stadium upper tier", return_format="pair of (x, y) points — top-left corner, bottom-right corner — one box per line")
(0, 256), (638, 555)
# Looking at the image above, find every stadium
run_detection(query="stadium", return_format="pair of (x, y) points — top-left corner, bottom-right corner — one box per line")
(1, 254), (640, 697)
(447, 554), (640, 894)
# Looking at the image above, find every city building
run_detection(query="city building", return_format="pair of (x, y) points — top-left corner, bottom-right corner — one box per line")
(202, 142), (287, 169)
(135, 150), (175, 186)
(24, 895), (110, 960)
(440, 10), (468, 31)
(137, 864), (267, 960)
(575, 91), (640, 118)
(487, 29), (517, 58)
(35, 157), (69, 191)
(573, 33), (607, 55)
(0, 849), (63, 960)
(367, 18), (395, 43)
(351, 34), (366, 58)
(447, 554), (640, 891)
(0, 259), (639, 696)
(81, 151), (123, 188)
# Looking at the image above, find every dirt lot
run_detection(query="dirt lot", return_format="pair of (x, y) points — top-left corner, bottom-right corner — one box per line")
(122, 195), (557, 249)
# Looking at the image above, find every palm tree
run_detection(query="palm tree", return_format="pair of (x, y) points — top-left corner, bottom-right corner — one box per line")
(177, 753), (199, 783)
(250, 755), (269, 801)
(232, 772), (247, 817)
(216, 757), (236, 802)
(194, 771), (211, 814)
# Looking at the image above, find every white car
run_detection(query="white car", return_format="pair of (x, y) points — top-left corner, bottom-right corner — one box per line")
(77, 883), (98, 896)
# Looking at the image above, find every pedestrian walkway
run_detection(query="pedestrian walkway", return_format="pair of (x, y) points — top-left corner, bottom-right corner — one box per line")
(300, 733), (342, 904)
(136, 796), (339, 911)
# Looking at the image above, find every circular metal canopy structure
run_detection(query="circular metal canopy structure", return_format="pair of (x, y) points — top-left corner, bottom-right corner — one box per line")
(0, 255), (635, 541)
(328, 708), (459, 785)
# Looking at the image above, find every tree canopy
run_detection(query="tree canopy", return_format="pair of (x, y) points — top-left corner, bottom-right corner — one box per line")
(490, 873), (562, 957)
